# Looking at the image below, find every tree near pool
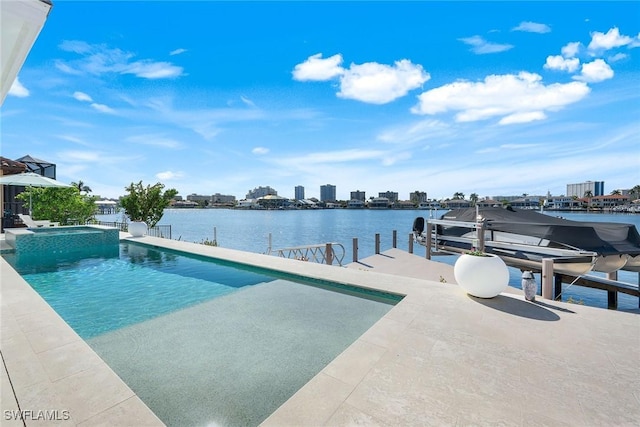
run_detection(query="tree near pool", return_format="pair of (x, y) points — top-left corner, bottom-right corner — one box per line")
(119, 181), (178, 228)
(16, 187), (97, 225)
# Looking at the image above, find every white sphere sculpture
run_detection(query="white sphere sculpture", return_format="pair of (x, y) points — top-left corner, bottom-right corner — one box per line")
(454, 253), (510, 298)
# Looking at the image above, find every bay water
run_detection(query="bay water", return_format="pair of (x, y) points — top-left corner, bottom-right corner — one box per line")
(97, 208), (640, 311)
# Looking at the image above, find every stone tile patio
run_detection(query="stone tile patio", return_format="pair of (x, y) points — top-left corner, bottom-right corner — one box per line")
(1, 235), (639, 426)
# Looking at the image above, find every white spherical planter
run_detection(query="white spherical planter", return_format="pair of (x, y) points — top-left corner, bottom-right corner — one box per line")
(128, 221), (147, 237)
(454, 253), (509, 298)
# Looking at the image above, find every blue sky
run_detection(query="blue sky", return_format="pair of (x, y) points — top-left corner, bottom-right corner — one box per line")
(2, 1), (639, 201)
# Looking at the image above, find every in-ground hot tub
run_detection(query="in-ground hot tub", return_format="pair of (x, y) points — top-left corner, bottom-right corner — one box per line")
(4, 225), (120, 253)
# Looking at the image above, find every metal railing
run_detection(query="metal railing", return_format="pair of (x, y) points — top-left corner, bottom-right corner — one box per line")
(267, 242), (346, 266)
(87, 220), (172, 239)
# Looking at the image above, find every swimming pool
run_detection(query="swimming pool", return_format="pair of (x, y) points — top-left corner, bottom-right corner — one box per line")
(2, 241), (400, 426)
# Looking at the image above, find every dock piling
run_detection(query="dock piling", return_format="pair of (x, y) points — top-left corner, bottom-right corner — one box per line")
(542, 258), (554, 300)
(352, 238), (358, 262)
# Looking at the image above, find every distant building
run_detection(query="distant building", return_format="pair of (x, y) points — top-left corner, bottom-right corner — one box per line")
(350, 190), (366, 202)
(347, 199), (365, 209)
(212, 193), (236, 204)
(246, 186), (277, 199)
(378, 191), (398, 202)
(590, 195), (629, 209)
(320, 184), (336, 202)
(295, 185), (304, 200)
(236, 199), (260, 209)
(510, 197), (540, 209)
(393, 200), (415, 209)
(410, 191), (427, 203)
(186, 193), (210, 202)
(369, 197), (390, 209)
(443, 199), (470, 209)
(567, 181), (604, 198)
(546, 196), (581, 210)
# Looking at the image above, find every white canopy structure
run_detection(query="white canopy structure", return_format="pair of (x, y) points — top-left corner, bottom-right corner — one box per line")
(1, 0), (53, 105)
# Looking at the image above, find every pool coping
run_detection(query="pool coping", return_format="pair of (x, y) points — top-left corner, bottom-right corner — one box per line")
(2, 233), (640, 426)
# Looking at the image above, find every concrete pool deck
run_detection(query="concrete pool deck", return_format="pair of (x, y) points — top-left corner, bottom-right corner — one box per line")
(1, 233), (639, 426)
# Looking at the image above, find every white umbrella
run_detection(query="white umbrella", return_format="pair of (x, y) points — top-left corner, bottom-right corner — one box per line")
(0, 172), (70, 215)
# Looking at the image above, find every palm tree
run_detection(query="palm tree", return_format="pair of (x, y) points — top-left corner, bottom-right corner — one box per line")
(630, 185), (640, 201)
(453, 192), (465, 200)
(610, 189), (621, 195)
(583, 190), (593, 198)
(469, 193), (479, 206)
(72, 180), (92, 194)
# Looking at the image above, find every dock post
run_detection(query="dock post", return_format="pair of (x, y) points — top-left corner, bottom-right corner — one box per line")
(408, 233), (413, 254)
(326, 243), (333, 265)
(426, 223), (432, 260)
(352, 238), (358, 262)
(607, 271), (618, 309)
(375, 233), (380, 254)
(554, 274), (562, 301)
(541, 258), (554, 300)
(392, 230), (397, 248)
(477, 222), (485, 252)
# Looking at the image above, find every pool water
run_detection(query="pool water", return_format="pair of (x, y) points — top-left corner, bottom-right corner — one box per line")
(3, 241), (399, 426)
(4, 243), (280, 339)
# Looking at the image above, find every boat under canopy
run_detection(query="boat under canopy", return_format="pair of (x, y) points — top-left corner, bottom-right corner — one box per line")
(413, 207), (640, 275)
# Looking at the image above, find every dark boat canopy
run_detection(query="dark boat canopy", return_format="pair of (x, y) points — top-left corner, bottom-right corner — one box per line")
(440, 207), (640, 256)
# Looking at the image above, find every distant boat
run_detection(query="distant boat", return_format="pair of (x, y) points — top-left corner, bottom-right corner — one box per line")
(412, 206), (640, 275)
(418, 202), (440, 209)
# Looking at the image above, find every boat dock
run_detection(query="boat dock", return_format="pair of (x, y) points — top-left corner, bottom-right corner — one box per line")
(413, 215), (640, 310)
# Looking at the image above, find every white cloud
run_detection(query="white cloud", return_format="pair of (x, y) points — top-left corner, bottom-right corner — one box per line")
(377, 119), (452, 145)
(73, 91), (93, 102)
(498, 111), (547, 125)
(8, 77), (29, 97)
(544, 55), (580, 72)
(252, 147), (269, 155)
(123, 61), (183, 79)
(588, 27), (634, 52)
(126, 134), (183, 149)
(56, 40), (184, 80)
(561, 42), (581, 58)
(90, 103), (116, 114)
(292, 53), (344, 81)
(241, 96), (256, 107)
(458, 36), (513, 54)
(272, 149), (386, 167)
(293, 54), (429, 104)
(60, 150), (102, 162)
(337, 59), (429, 104)
(607, 52), (628, 62)
(381, 151), (412, 166)
(59, 40), (92, 54)
(512, 21), (551, 34)
(573, 59), (614, 83)
(170, 48), (187, 56)
(411, 72), (590, 124)
(156, 171), (183, 180)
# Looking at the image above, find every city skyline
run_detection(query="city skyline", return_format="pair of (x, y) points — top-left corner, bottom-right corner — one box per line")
(2, 2), (639, 200)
